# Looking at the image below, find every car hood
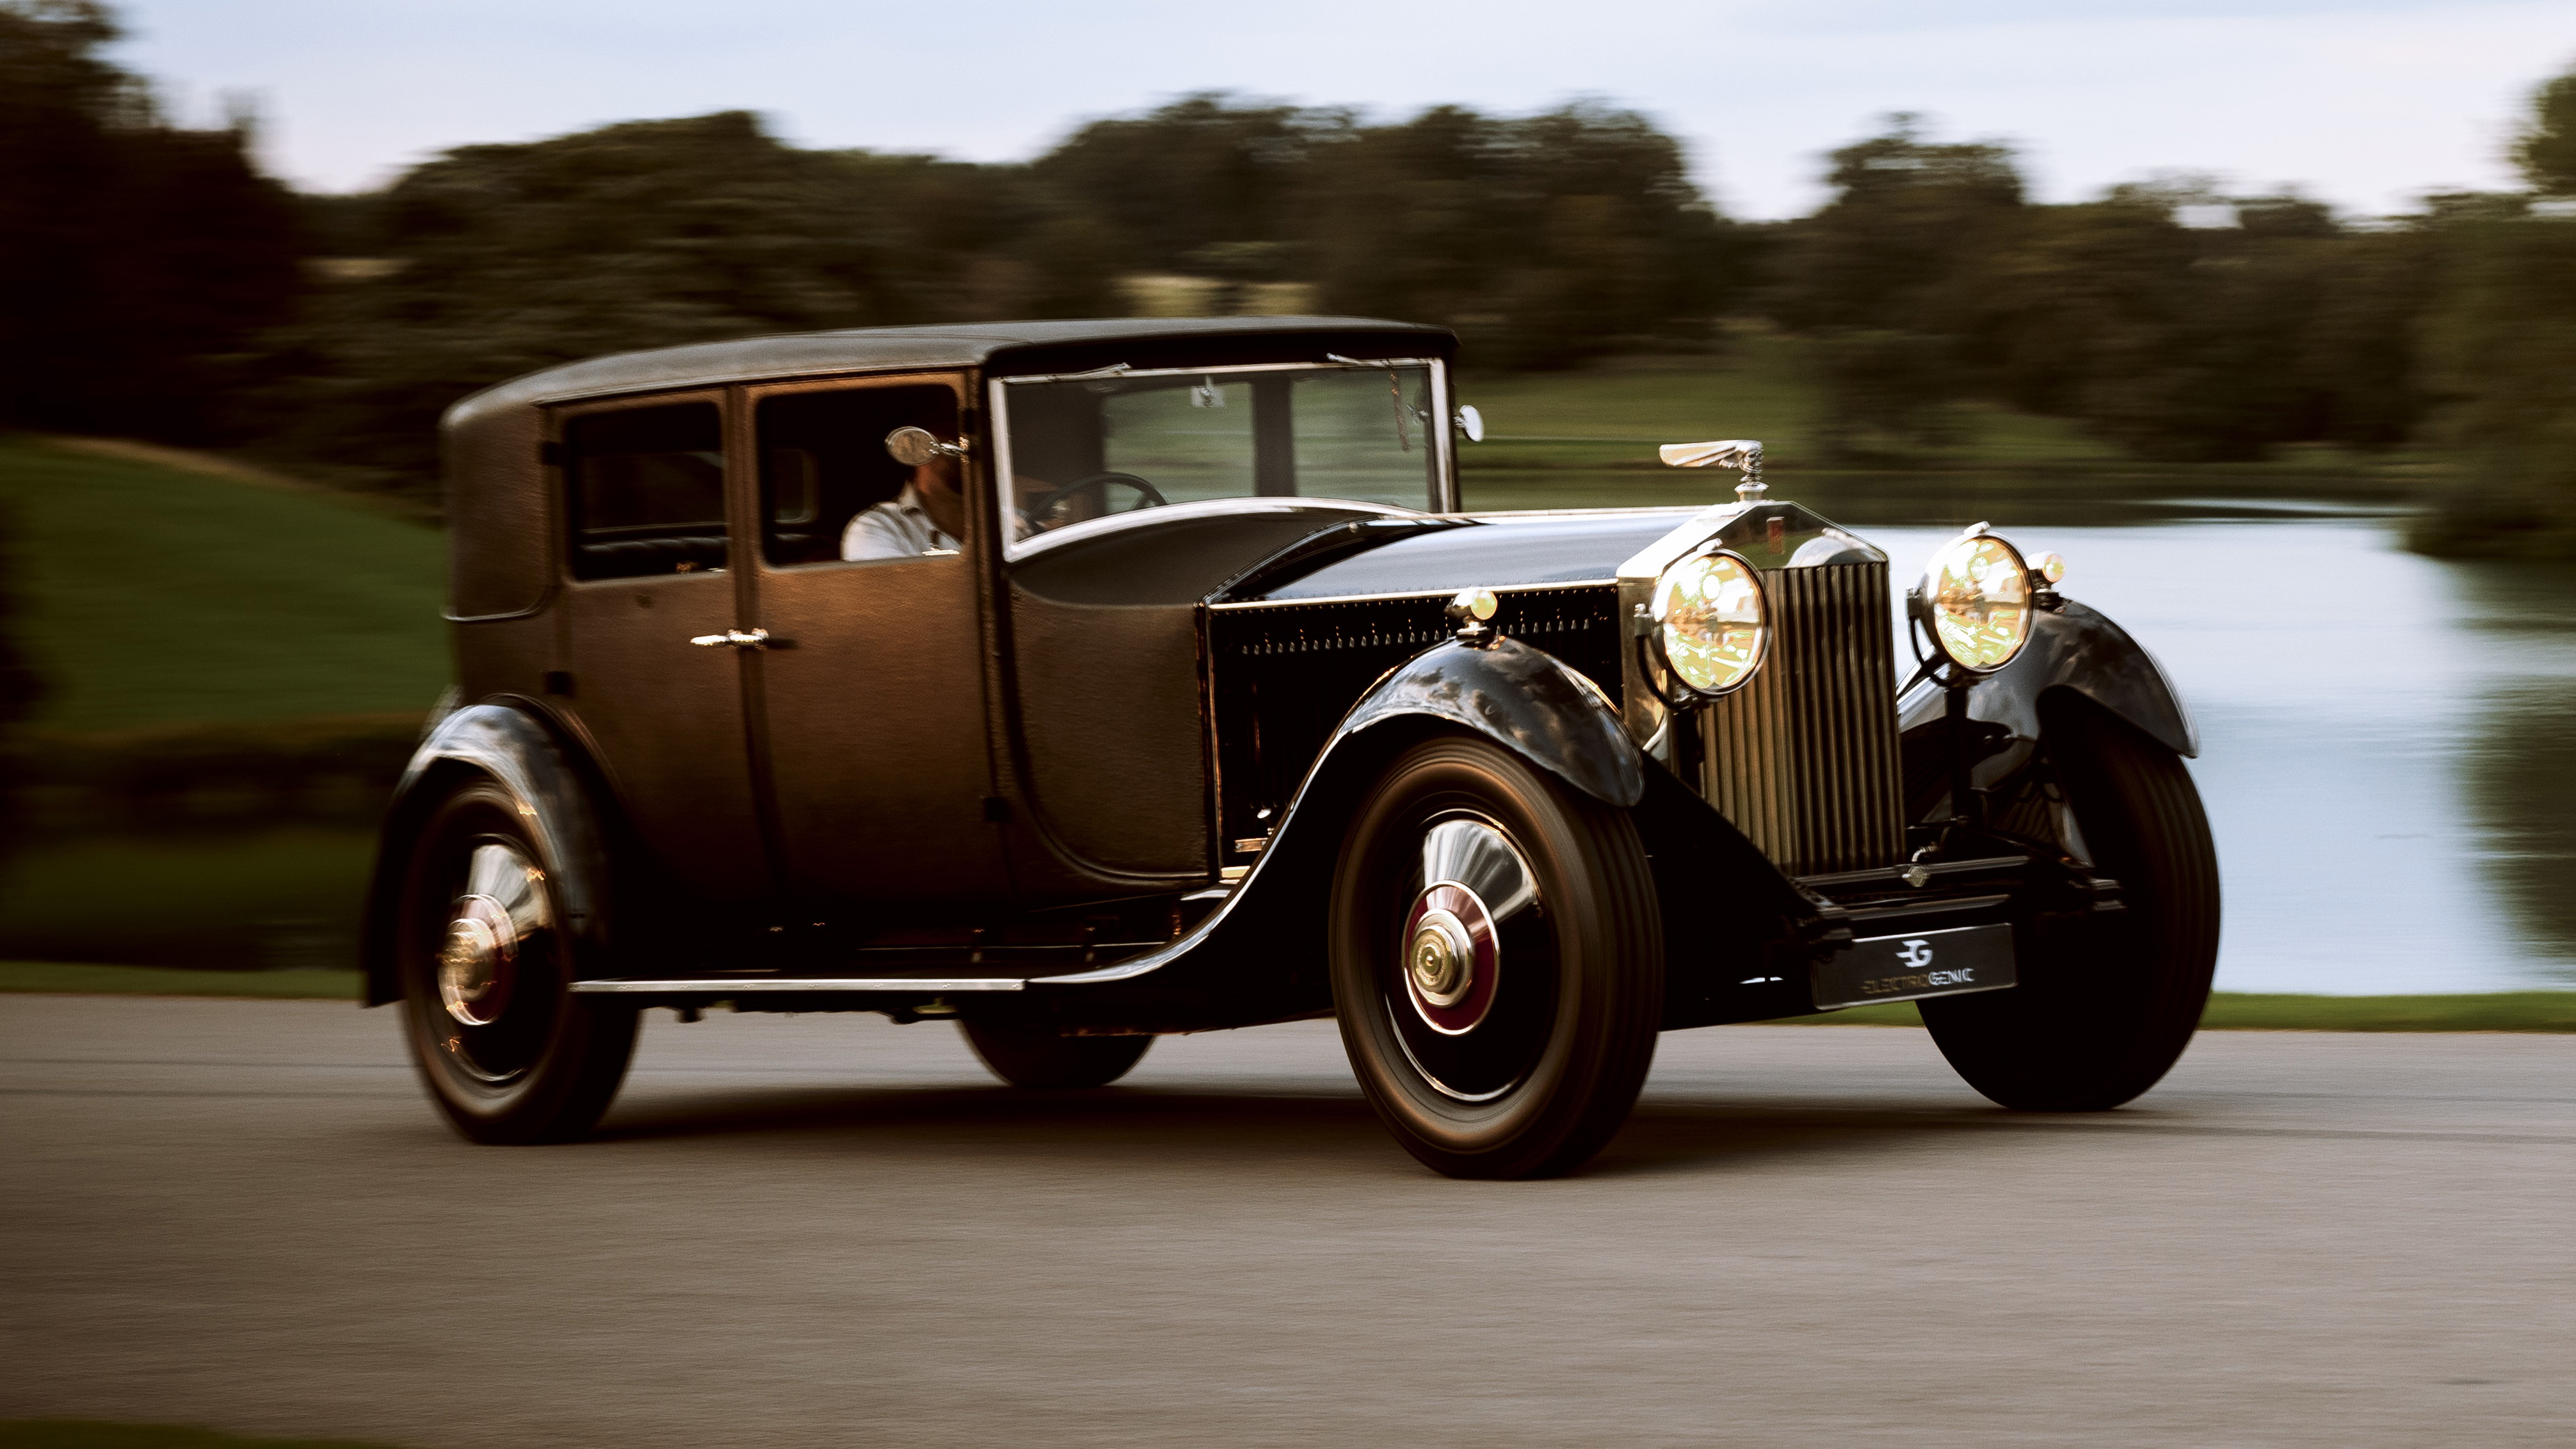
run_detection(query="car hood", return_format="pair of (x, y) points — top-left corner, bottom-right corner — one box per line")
(1247, 510), (1702, 601)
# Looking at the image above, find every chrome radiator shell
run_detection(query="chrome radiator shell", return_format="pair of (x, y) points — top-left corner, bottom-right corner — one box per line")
(1616, 500), (1906, 877)
(1694, 560), (1904, 875)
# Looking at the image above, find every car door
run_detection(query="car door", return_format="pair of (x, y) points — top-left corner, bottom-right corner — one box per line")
(552, 393), (775, 907)
(741, 374), (1009, 919)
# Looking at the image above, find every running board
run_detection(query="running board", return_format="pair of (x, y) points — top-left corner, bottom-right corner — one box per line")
(571, 976), (1027, 996)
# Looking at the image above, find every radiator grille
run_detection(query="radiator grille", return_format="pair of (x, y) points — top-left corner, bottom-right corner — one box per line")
(1697, 561), (1904, 875)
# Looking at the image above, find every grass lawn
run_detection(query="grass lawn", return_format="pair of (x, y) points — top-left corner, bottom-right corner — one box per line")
(6, 961), (2570, 1030)
(1456, 337), (2123, 473)
(0, 962), (362, 998)
(0, 1424), (399, 1449)
(1778, 992), (2576, 1032)
(0, 828), (378, 971)
(0, 435), (447, 731)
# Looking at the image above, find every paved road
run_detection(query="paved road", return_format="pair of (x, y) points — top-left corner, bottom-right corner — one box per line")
(3, 996), (2572, 1448)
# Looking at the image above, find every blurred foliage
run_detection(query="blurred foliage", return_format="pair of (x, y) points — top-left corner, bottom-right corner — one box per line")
(5, 3), (2576, 547)
(2511, 67), (2576, 195)
(1294, 101), (1740, 368)
(250, 95), (1742, 490)
(0, 0), (302, 441)
(1757, 115), (2436, 464)
(0, 825), (374, 969)
(0, 504), (42, 875)
(247, 111), (1077, 490)
(2408, 65), (2576, 556)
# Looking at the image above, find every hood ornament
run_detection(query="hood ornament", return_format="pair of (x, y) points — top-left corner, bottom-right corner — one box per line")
(1659, 439), (1764, 501)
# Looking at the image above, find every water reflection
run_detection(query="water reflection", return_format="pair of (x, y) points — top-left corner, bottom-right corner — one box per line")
(1472, 469), (2576, 994)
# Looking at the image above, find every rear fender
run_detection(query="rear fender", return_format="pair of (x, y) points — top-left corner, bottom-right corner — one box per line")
(359, 702), (609, 1007)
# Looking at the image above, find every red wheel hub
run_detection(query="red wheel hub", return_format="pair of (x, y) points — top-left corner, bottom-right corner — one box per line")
(1401, 882), (1499, 1035)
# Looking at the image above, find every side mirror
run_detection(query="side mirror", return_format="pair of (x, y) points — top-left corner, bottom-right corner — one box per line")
(1453, 405), (1484, 443)
(885, 426), (966, 467)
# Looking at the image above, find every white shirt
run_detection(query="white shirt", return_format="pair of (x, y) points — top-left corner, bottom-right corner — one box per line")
(841, 483), (958, 561)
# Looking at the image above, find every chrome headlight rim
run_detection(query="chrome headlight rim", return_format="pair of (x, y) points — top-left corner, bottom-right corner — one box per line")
(1916, 526), (2036, 676)
(1648, 546), (1769, 700)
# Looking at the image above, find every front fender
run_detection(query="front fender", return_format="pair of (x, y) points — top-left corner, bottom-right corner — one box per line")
(1902, 601), (2197, 770)
(358, 702), (609, 1006)
(1022, 636), (1643, 1024)
(1338, 636), (1645, 807)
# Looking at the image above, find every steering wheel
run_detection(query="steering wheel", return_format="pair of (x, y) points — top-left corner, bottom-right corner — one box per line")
(1031, 472), (1167, 531)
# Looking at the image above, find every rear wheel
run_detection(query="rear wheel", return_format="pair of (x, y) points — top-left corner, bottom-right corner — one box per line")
(395, 780), (637, 1143)
(1330, 735), (1662, 1179)
(1920, 699), (2219, 1111)
(960, 1018), (1152, 1088)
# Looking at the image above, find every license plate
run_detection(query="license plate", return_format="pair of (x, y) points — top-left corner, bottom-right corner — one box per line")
(1810, 924), (2017, 1011)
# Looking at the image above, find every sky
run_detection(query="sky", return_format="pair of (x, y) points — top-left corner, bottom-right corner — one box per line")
(107, 0), (2576, 220)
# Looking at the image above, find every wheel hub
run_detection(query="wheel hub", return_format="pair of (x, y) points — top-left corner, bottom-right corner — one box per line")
(438, 893), (519, 1027)
(1401, 884), (1499, 1035)
(1408, 910), (1472, 1005)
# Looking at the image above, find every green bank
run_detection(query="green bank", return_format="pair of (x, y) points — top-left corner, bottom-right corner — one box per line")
(5, 961), (2571, 1032)
(0, 435), (446, 732)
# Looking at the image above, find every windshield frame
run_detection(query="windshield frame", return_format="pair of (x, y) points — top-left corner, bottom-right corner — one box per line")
(988, 357), (1458, 560)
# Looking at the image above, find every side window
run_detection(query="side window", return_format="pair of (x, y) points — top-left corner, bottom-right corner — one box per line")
(757, 384), (960, 566)
(563, 403), (727, 581)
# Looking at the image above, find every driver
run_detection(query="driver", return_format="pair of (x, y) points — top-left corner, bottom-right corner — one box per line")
(841, 425), (968, 561)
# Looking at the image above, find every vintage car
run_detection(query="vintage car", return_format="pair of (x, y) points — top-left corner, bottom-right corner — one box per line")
(366, 317), (2218, 1178)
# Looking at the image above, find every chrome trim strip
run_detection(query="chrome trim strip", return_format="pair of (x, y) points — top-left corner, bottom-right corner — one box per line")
(996, 358), (1442, 385)
(1207, 579), (1616, 612)
(571, 976), (1026, 994)
(1429, 358), (1458, 513)
(1008, 497), (1425, 563)
(1460, 507), (1702, 522)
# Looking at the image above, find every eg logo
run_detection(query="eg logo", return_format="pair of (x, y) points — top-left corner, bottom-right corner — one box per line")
(1896, 939), (1934, 969)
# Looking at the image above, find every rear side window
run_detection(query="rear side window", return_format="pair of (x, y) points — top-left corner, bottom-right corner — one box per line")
(563, 403), (726, 581)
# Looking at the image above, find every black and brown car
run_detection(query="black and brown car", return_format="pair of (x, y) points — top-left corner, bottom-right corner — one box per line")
(366, 318), (2217, 1179)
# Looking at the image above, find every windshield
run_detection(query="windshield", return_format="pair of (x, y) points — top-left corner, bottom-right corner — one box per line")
(994, 362), (1445, 548)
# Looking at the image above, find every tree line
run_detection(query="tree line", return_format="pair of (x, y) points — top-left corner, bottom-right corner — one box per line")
(2, 0), (2572, 552)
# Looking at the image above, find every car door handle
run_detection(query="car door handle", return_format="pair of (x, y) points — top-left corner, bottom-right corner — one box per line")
(688, 628), (769, 650)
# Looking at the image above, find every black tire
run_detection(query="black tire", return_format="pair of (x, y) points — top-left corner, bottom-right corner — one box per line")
(960, 1017), (1153, 1088)
(1330, 735), (1662, 1179)
(395, 779), (638, 1144)
(1919, 699), (2220, 1111)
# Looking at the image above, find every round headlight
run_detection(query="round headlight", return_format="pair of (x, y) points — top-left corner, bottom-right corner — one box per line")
(1650, 549), (1766, 696)
(1920, 530), (2033, 672)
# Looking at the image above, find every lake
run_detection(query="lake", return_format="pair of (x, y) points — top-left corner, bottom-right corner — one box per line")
(1474, 470), (2576, 995)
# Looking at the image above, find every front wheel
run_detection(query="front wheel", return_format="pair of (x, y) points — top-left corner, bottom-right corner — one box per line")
(395, 779), (637, 1144)
(1331, 735), (1663, 1179)
(1920, 699), (2220, 1111)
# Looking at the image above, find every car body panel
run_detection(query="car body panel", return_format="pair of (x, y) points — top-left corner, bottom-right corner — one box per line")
(1257, 510), (1692, 599)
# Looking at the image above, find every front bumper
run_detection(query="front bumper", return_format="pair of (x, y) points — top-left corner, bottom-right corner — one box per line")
(1794, 854), (2122, 1014)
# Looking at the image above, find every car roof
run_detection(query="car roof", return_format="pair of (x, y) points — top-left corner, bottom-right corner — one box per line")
(445, 316), (1453, 421)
